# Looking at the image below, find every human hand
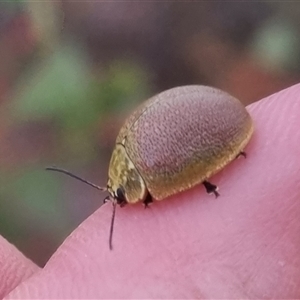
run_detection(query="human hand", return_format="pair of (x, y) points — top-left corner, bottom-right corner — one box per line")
(2, 84), (300, 298)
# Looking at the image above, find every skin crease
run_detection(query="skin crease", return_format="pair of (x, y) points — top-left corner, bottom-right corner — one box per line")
(1, 84), (300, 299)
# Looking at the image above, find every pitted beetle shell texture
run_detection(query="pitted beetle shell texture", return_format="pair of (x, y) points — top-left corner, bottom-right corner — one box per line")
(109, 85), (253, 203)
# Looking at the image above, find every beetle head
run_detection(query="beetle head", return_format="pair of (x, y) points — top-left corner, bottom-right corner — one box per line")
(107, 143), (147, 205)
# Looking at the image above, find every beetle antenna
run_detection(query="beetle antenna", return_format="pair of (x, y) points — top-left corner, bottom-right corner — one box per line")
(46, 166), (106, 191)
(109, 201), (117, 250)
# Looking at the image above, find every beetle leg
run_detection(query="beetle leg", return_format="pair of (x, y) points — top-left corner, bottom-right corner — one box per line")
(143, 193), (153, 208)
(236, 151), (247, 159)
(202, 180), (219, 198)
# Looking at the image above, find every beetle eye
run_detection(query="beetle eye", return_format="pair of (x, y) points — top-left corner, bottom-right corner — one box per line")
(116, 187), (126, 205)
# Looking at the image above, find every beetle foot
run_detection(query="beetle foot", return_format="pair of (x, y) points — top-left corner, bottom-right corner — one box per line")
(203, 180), (219, 198)
(236, 151), (247, 159)
(143, 193), (153, 209)
(103, 196), (110, 204)
(119, 201), (127, 208)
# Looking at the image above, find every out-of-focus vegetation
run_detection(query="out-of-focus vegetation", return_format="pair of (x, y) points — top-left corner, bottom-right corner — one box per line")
(1, 2), (300, 265)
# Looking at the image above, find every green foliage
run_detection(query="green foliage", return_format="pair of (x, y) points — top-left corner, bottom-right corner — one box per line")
(13, 44), (93, 125)
(0, 168), (69, 233)
(90, 60), (150, 114)
(251, 18), (300, 73)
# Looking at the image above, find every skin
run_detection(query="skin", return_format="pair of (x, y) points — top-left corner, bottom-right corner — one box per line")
(1, 84), (300, 298)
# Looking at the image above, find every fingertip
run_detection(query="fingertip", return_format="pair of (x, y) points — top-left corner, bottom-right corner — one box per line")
(0, 236), (39, 298)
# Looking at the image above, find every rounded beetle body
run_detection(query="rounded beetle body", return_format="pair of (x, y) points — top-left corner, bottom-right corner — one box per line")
(107, 85), (253, 205)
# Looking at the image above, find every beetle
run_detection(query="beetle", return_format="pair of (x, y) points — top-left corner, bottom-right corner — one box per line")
(47, 85), (254, 249)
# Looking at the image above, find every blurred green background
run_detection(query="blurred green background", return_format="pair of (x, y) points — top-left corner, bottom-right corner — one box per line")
(1, 2), (300, 266)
